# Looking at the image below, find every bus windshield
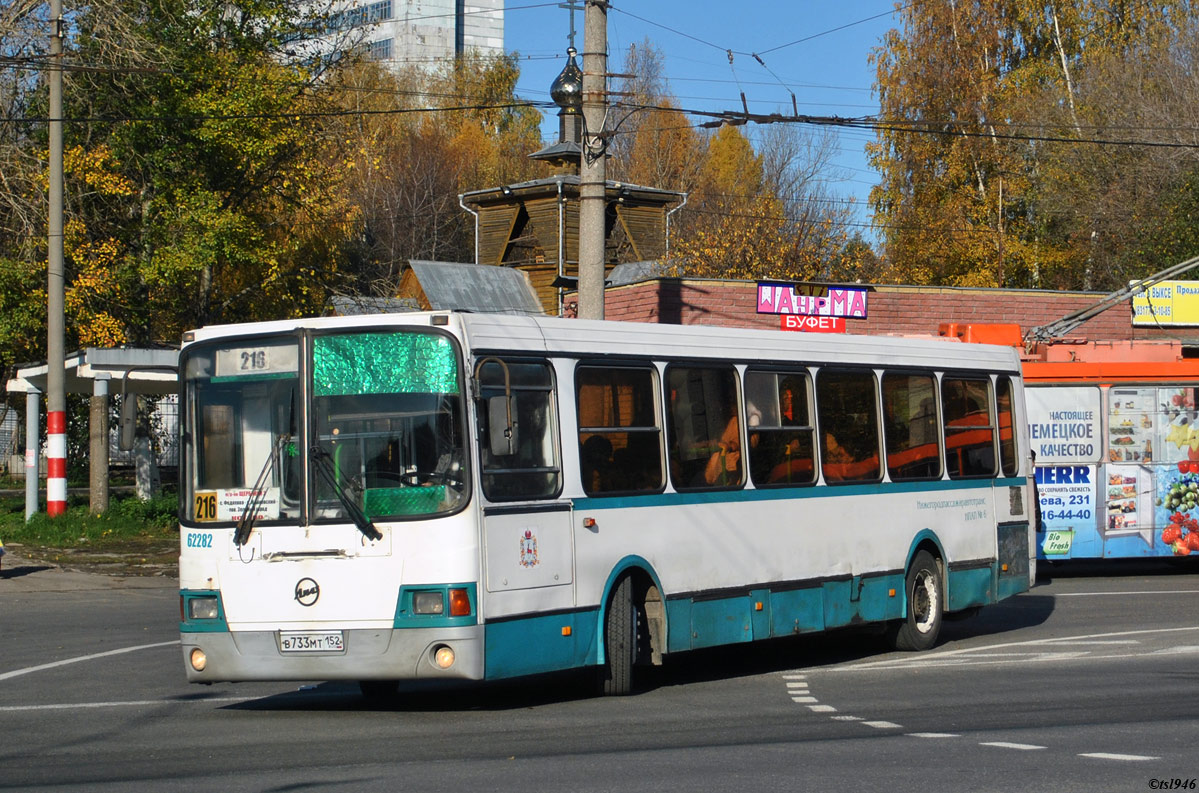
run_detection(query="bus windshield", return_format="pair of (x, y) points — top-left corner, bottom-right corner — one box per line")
(182, 329), (467, 527)
(311, 330), (467, 520)
(182, 337), (302, 525)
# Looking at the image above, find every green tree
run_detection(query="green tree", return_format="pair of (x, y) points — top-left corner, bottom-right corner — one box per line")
(0, 0), (364, 365)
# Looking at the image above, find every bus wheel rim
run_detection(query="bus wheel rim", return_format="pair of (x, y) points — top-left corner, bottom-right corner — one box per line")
(913, 572), (938, 633)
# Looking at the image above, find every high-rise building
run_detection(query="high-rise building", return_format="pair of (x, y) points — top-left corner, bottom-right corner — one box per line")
(338, 0), (504, 69)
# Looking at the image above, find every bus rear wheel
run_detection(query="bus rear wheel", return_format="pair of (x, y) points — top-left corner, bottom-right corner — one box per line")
(599, 575), (639, 696)
(888, 550), (943, 651)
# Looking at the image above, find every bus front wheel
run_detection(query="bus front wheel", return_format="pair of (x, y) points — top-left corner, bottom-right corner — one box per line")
(599, 575), (638, 696)
(888, 550), (943, 652)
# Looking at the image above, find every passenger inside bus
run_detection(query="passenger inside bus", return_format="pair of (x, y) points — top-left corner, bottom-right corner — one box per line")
(581, 434), (615, 493)
(704, 415), (741, 485)
(745, 378), (815, 485)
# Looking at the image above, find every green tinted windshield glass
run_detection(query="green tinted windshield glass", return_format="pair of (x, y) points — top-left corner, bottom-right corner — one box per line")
(314, 332), (458, 397)
(311, 330), (467, 520)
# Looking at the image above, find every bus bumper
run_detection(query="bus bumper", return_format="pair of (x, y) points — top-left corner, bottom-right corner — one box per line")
(181, 625), (485, 683)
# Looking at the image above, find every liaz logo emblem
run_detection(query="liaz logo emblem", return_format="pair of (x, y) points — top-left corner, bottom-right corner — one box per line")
(519, 529), (539, 568)
(294, 577), (320, 606)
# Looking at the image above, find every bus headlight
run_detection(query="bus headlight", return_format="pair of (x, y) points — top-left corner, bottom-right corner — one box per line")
(412, 591), (444, 615)
(187, 597), (220, 620)
(433, 645), (455, 669)
(189, 647), (208, 672)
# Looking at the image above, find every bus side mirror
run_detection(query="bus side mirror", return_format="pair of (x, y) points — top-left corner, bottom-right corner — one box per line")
(118, 397), (137, 451)
(488, 396), (517, 456)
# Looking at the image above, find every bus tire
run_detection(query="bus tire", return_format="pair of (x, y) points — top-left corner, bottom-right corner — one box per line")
(600, 575), (638, 696)
(888, 550), (943, 651)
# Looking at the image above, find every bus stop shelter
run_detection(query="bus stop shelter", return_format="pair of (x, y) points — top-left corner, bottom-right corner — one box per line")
(6, 347), (178, 518)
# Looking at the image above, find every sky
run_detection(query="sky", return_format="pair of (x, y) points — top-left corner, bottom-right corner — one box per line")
(501, 1), (903, 237)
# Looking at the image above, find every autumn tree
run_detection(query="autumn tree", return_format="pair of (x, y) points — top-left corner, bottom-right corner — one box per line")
(608, 40), (870, 283)
(328, 53), (544, 296)
(607, 40), (706, 197)
(870, 0), (1199, 290)
(0, 0), (363, 381)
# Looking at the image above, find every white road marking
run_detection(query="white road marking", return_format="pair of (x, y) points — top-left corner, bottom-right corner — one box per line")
(909, 732), (961, 739)
(1056, 590), (1199, 597)
(831, 626), (1199, 672)
(0, 696), (251, 712)
(980, 742), (1046, 751)
(807, 705), (837, 713)
(790, 696), (818, 703)
(832, 715), (863, 722)
(1150, 645), (1199, 655)
(0, 640), (181, 681)
(863, 720), (902, 729)
(1079, 753), (1159, 762)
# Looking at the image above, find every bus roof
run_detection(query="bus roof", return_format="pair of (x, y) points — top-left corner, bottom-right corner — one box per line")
(1023, 359), (1199, 384)
(185, 312), (1023, 374)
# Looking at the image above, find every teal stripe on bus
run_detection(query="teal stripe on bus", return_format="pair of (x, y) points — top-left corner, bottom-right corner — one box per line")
(664, 572), (910, 653)
(946, 566), (994, 611)
(484, 611), (599, 680)
(483, 561), (1009, 675)
(576, 477), (1028, 510)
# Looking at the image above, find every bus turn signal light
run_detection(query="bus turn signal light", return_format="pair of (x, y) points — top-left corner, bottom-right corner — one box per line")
(448, 588), (471, 617)
(189, 648), (208, 672)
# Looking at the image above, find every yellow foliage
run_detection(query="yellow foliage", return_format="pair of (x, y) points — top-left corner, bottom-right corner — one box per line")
(64, 145), (135, 197)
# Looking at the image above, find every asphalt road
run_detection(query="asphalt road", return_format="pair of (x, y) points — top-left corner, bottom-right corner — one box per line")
(2, 557), (1198, 792)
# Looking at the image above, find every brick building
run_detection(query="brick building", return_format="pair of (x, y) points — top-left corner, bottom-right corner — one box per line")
(586, 277), (1199, 349)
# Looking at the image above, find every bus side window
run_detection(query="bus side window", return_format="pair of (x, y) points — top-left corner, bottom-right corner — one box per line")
(996, 376), (1018, 476)
(942, 376), (997, 478)
(882, 372), (942, 481)
(576, 366), (663, 495)
(745, 370), (816, 487)
(816, 369), (881, 484)
(667, 365), (743, 490)
(477, 359), (561, 501)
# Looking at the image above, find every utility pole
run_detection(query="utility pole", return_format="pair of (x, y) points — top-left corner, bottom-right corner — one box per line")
(46, 0), (67, 517)
(576, 0), (607, 320)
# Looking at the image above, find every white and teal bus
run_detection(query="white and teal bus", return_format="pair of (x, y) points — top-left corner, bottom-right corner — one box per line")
(178, 312), (1035, 696)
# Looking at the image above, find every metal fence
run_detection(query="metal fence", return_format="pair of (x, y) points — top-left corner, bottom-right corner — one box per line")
(0, 396), (178, 476)
(0, 405), (17, 473)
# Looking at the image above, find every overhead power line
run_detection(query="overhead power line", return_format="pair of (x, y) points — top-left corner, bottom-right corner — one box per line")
(611, 101), (1199, 151)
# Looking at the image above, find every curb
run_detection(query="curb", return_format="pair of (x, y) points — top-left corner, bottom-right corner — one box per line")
(0, 552), (178, 592)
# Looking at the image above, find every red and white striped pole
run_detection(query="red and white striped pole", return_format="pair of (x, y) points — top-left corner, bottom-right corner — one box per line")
(47, 409), (67, 516)
(45, 0), (67, 518)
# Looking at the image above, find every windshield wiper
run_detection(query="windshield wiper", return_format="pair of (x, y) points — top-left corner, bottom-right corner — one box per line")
(310, 445), (382, 541)
(234, 436), (287, 548)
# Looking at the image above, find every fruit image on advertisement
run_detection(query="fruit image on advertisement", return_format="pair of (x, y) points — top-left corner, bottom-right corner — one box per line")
(1160, 388), (1199, 465)
(1157, 460), (1199, 555)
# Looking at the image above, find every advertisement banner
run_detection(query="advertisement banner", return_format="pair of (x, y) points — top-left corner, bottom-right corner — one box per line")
(1026, 386), (1102, 464)
(756, 282), (868, 318)
(1035, 464), (1098, 558)
(1131, 280), (1199, 327)
(779, 315), (846, 333)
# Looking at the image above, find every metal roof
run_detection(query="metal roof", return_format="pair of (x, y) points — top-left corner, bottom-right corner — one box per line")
(406, 261), (545, 316)
(6, 347), (179, 396)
